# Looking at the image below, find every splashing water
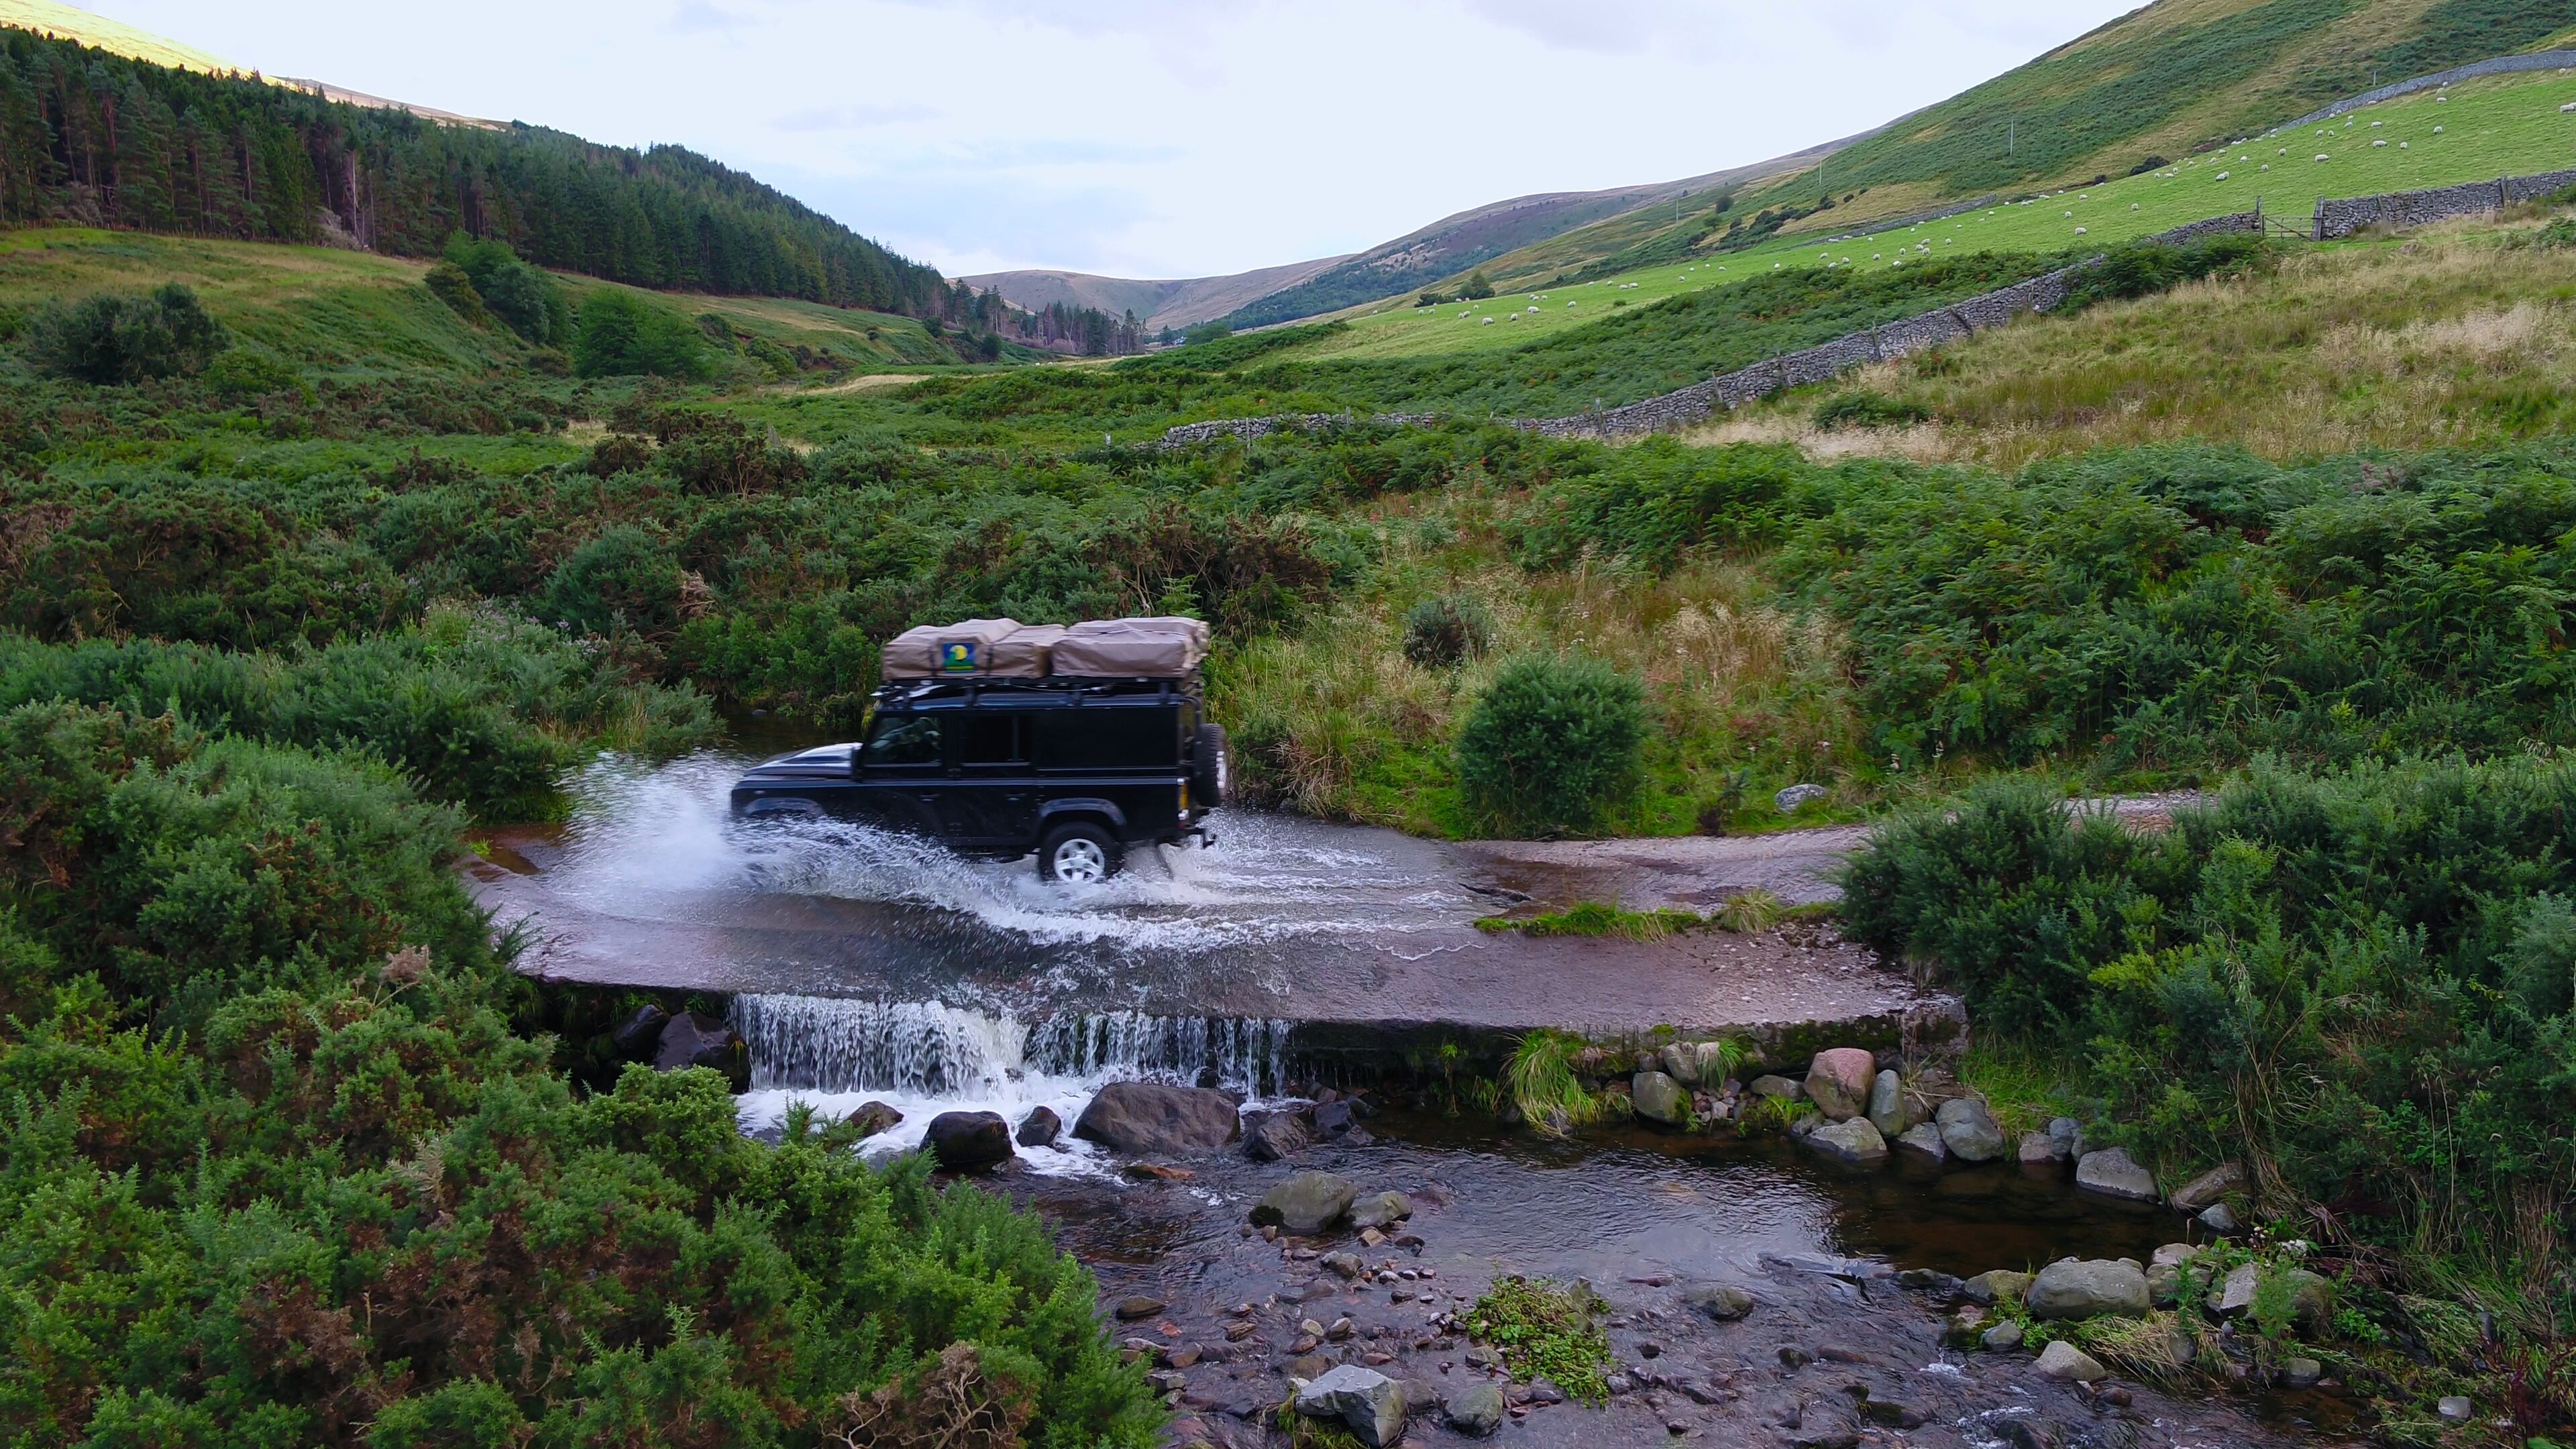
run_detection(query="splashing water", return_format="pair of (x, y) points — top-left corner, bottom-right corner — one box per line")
(731, 992), (1293, 1175)
(541, 751), (1478, 956)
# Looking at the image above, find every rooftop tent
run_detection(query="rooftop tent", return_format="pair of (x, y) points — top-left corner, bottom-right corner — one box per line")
(1050, 616), (1209, 678)
(987, 623), (1068, 678)
(880, 618), (1024, 679)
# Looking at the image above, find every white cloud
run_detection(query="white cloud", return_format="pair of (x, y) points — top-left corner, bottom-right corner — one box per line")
(79, 0), (2138, 278)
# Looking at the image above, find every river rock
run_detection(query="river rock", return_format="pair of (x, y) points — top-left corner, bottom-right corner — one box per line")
(2217, 1264), (2330, 1332)
(2075, 1147), (2159, 1202)
(1963, 1269), (2032, 1305)
(2049, 1116), (2085, 1157)
(1112, 1295), (1166, 1320)
(1866, 1069), (1907, 1136)
(2437, 1395), (2473, 1421)
(1254, 1171), (1358, 1235)
(2147, 1244), (2198, 1304)
(2027, 1258), (2151, 1320)
(2035, 1340), (2107, 1382)
(1806, 1116), (1888, 1165)
(1244, 1110), (1311, 1162)
(1981, 1320), (2024, 1351)
(1895, 1122), (1949, 1165)
(1015, 1106), (1061, 1148)
(1633, 1070), (1688, 1125)
(2199, 1201), (2241, 1234)
(1074, 1081), (1240, 1155)
(2281, 1356), (2323, 1390)
(1311, 1098), (1372, 1144)
(1804, 1049), (1875, 1121)
(1935, 1097), (2005, 1161)
(610, 1003), (670, 1055)
(847, 1101), (904, 1139)
(1658, 1041), (1718, 1085)
(1776, 783), (1829, 813)
(2167, 1161), (2243, 1212)
(653, 1011), (743, 1075)
(924, 1111), (1013, 1171)
(1296, 1364), (1405, 1448)
(1445, 1381), (1506, 1437)
(1685, 1283), (1756, 1320)
(1750, 1074), (1805, 1102)
(2018, 1130), (2065, 1166)
(1348, 1191), (1413, 1230)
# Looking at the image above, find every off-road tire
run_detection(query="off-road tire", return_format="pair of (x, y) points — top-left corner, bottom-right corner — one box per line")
(1191, 722), (1229, 810)
(1038, 821), (1122, 884)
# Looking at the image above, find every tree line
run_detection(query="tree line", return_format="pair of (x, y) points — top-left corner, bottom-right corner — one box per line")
(0, 27), (1136, 350)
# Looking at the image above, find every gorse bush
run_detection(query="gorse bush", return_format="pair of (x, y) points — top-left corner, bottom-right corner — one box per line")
(1812, 390), (1933, 431)
(445, 235), (571, 345)
(1456, 655), (1645, 833)
(1402, 592), (1493, 667)
(2060, 233), (2273, 311)
(0, 699), (1159, 1445)
(1843, 763), (2576, 1289)
(24, 282), (228, 383)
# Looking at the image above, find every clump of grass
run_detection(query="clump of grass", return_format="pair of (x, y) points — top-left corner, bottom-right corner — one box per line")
(1712, 888), (1789, 933)
(1503, 1029), (1605, 1138)
(1477, 901), (1705, 939)
(1462, 1277), (1613, 1405)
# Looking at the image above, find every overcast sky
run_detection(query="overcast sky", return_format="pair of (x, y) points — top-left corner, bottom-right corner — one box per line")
(74, 0), (2135, 280)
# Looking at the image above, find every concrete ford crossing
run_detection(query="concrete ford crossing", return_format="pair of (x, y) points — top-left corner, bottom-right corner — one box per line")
(729, 616), (1226, 883)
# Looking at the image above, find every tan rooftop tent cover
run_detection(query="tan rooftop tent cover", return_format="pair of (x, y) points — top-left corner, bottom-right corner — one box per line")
(1049, 616), (1210, 678)
(879, 617), (1204, 680)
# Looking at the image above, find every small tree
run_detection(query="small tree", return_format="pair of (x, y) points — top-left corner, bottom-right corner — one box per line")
(572, 291), (714, 380)
(26, 284), (228, 384)
(1460, 270), (1497, 301)
(1456, 655), (1646, 834)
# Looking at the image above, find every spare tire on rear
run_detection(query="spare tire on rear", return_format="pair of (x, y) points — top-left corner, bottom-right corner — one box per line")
(1191, 722), (1228, 809)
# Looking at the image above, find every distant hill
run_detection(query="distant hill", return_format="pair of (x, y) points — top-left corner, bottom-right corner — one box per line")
(0, 0), (228, 72)
(963, 255), (1354, 334)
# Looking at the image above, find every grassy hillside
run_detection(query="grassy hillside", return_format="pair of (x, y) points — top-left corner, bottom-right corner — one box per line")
(1279, 64), (2576, 366)
(0, 0), (231, 72)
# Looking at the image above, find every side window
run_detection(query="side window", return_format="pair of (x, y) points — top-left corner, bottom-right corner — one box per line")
(1036, 708), (1179, 770)
(959, 712), (1028, 765)
(867, 715), (943, 767)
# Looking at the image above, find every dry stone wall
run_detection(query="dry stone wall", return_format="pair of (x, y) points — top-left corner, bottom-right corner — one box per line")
(2314, 167), (2576, 239)
(1157, 213), (2267, 448)
(2277, 50), (2576, 134)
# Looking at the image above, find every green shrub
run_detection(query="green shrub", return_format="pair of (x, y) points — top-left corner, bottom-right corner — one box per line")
(25, 283), (229, 384)
(445, 235), (570, 345)
(2062, 234), (2273, 311)
(1462, 1277), (1613, 1403)
(1456, 655), (1646, 833)
(423, 261), (490, 326)
(201, 347), (304, 403)
(573, 290), (716, 379)
(1401, 592), (1493, 667)
(541, 525), (690, 641)
(1813, 391), (1933, 430)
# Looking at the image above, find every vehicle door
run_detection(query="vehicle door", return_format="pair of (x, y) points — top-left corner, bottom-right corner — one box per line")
(1035, 703), (1181, 840)
(854, 713), (948, 839)
(954, 708), (1040, 847)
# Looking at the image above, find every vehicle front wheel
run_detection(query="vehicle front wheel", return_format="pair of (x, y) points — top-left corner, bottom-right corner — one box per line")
(1038, 822), (1122, 885)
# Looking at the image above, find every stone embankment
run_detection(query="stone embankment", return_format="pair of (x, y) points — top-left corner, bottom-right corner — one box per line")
(2314, 164), (2576, 239)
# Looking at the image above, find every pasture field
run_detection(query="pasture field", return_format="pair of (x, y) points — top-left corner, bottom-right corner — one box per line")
(1287, 65), (2576, 366)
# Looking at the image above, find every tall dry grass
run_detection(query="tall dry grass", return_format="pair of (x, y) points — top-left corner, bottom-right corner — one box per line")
(1694, 219), (2576, 468)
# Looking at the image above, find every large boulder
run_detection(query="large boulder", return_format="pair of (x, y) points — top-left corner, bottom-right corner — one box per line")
(1444, 1381), (1506, 1437)
(1244, 1110), (1312, 1162)
(1806, 1116), (1888, 1165)
(1296, 1364), (1405, 1448)
(924, 1111), (1013, 1172)
(1805, 1049), (1876, 1122)
(1935, 1097), (2005, 1162)
(2027, 1258), (2151, 1320)
(611, 1003), (671, 1056)
(2075, 1147), (2159, 1202)
(1749, 1074), (1805, 1102)
(1014, 1106), (1061, 1148)
(1073, 1081), (1240, 1155)
(1254, 1171), (1358, 1235)
(1632, 1070), (1688, 1126)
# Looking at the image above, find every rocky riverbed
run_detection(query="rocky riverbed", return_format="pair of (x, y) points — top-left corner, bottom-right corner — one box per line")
(956, 1104), (2359, 1449)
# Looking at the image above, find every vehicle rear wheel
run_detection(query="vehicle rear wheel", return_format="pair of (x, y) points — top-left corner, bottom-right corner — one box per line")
(1038, 822), (1122, 884)
(1191, 722), (1229, 810)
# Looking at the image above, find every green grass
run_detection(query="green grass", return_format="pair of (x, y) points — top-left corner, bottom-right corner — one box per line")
(1295, 65), (2576, 367)
(1463, 1278), (1615, 1404)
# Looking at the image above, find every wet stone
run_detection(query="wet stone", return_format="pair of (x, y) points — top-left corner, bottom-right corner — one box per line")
(2075, 1147), (2159, 1202)
(1445, 1382), (1505, 1436)
(1349, 1191), (1414, 1230)
(1254, 1171), (1358, 1235)
(1014, 1106), (1060, 1148)
(924, 1111), (1012, 1172)
(1114, 1296), (1167, 1321)
(1685, 1283), (1756, 1320)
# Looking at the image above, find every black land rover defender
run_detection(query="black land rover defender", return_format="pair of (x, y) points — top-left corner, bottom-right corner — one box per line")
(729, 675), (1226, 883)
